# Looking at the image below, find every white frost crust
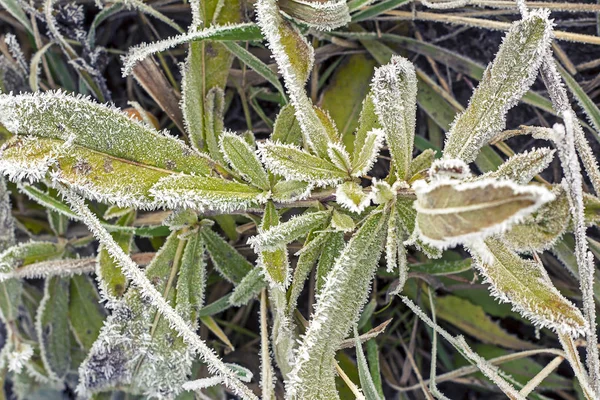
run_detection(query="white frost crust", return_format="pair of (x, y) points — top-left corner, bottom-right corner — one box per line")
(413, 177), (556, 250)
(351, 128), (385, 177)
(429, 158), (471, 180)
(335, 182), (372, 213)
(121, 22), (258, 76)
(326, 142), (352, 173)
(279, 0), (350, 31)
(7, 344), (33, 374)
(468, 241), (588, 337)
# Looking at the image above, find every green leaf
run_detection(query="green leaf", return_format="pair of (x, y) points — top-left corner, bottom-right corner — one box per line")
(331, 209), (356, 232)
(201, 227), (253, 284)
(354, 327), (383, 400)
(410, 258), (472, 276)
(316, 231), (345, 293)
(414, 178), (554, 249)
(351, 128), (384, 177)
(407, 149), (436, 182)
(271, 105), (303, 146)
(478, 147), (555, 185)
(443, 11), (553, 162)
(431, 295), (537, 350)
(176, 229), (206, 322)
(37, 277), (71, 380)
(503, 186), (570, 252)
(258, 202), (290, 288)
(220, 131), (270, 191)
(372, 55), (417, 180)
(352, 94), (380, 164)
(336, 181), (372, 213)
(320, 54), (377, 149)
(249, 210), (331, 251)
(203, 88), (227, 165)
(278, 0), (350, 30)
(272, 179), (313, 203)
(150, 174), (266, 212)
(69, 275), (106, 351)
(472, 238), (586, 335)
(0, 0), (32, 34)
(229, 267), (265, 306)
(288, 209), (387, 399)
(260, 141), (348, 184)
(98, 210), (134, 299)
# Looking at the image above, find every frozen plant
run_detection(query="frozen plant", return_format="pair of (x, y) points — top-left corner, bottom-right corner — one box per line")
(0, 0), (599, 399)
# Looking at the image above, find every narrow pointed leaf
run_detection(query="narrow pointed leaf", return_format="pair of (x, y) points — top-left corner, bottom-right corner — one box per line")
(272, 179), (313, 203)
(229, 267), (266, 306)
(351, 128), (384, 177)
(372, 55), (417, 180)
(68, 275), (106, 351)
(258, 202), (291, 288)
(315, 231), (345, 293)
(176, 229), (206, 322)
(150, 174), (265, 212)
(220, 131), (270, 190)
(97, 211), (134, 299)
(287, 209), (387, 399)
(354, 327), (383, 400)
(478, 148), (555, 185)
(272, 105), (303, 146)
(414, 178), (555, 249)
(201, 228), (253, 284)
(443, 10), (553, 162)
(327, 142), (352, 173)
(470, 238), (586, 336)
(260, 141), (347, 185)
(249, 210), (331, 251)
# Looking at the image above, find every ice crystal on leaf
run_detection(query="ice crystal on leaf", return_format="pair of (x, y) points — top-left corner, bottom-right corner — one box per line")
(336, 181), (372, 213)
(443, 10), (553, 163)
(278, 0), (350, 31)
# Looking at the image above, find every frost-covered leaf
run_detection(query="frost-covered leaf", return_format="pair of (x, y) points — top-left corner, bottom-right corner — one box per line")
(0, 92), (219, 208)
(229, 267), (265, 306)
(503, 186), (570, 252)
(97, 211), (134, 299)
(256, 0), (333, 158)
(37, 276), (71, 380)
(443, 10), (553, 163)
(327, 142), (352, 173)
(336, 181), (372, 213)
(249, 210), (330, 251)
(176, 229), (206, 322)
(372, 55), (417, 180)
(414, 178), (554, 249)
(203, 88), (227, 165)
(315, 230), (345, 293)
(287, 209), (387, 399)
(477, 147), (555, 185)
(272, 179), (313, 203)
(470, 238), (586, 336)
(0, 178), (14, 252)
(0, 242), (65, 324)
(272, 104), (303, 146)
(352, 94), (380, 165)
(354, 327), (383, 400)
(78, 231), (194, 398)
(351, 128), (384, 177)
(279, 0), (350, 30)
(395, 197), (442, 259)
(258, 202), (290, 289)
(331, 209), (355, 232)
(69, 275), (106, 351)
(150, 174), (266, 212)
(201, 227), (254, 284)
(407, 149), (436, 182)
(260, 141), (347, 185)
(220, 131), (270, 191)
(122, 23), (262, 76)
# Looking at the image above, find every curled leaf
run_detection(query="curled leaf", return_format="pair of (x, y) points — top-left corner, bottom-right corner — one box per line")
(279, 0), (350, 31)
(336, 181), (372, 213)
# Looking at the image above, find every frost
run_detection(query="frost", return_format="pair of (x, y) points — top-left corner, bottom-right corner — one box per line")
(220, 131), (270, 191)
(336, 181), (372, 213)
(351, 128), (385, 177)
(7, 344), (33, 373)
(476, 147), (555, 185)
(413, 177), (555, 250)
(443, 10), (553, 163)
(121, 23), (261, 76)
(278, 0), (350, 31)
(327, 142), (352, 173)
(371, 56), (417, 180)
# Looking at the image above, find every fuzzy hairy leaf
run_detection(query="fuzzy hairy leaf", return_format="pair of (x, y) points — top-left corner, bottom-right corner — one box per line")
(220, 131), (270, 191)
(336, 181), (372, 213)
(279, 0), (350, 30)
(272, 105), (303, 146)
(258, 202), (291, 288)
(150, 174), (266, 212)
(287, 209), (387, 399)
(478, 147), (555, 185)
(176, 229), (206, 322)
(256, 0), (333, 158)
(78, 232), (193, 398)
(201, 227), (253, 284)
(351, 128), (384, 177)
(260, 141), (347, 185)
(443, 10), (553, 163)
(503, 186), (570, 252)
(414, 178), (554, 249)
(471, 238), (586, 336)
(272, 179), (313, 203)
(249, 210), (331, 251)
(37, 276), (71, 380)
(372, 55), (417, 180)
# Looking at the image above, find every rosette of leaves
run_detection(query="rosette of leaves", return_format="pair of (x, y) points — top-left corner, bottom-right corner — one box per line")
(0, 0), (599, 398)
